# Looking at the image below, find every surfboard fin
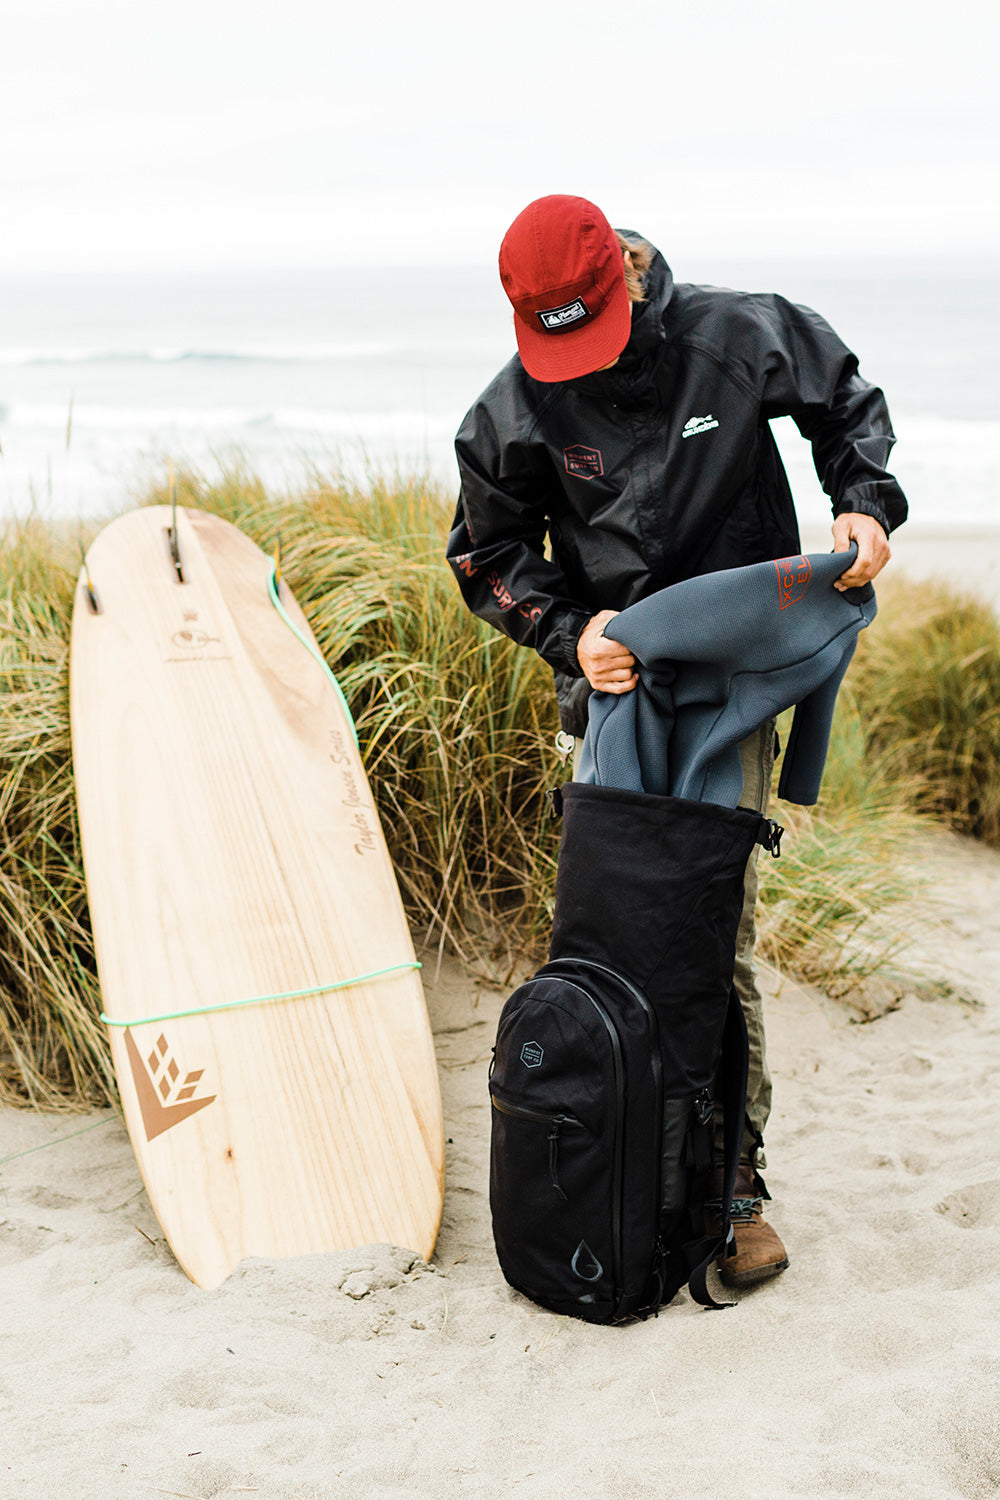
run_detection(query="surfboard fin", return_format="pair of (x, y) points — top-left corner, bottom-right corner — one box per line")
(166, 525), (185, 583)
(79, 541), (101, 614)
(166, 461), (186, 583)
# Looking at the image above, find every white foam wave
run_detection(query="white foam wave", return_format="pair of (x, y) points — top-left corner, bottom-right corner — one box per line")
(1, 405), (995, 526)
(0, 342), (406, 366)
(773, 412), (1000, 528)
(3, 402), (996, 446)
(0, 402), (459, 439)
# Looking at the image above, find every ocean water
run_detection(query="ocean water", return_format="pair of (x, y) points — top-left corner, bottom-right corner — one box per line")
(0, 259), (997, 528)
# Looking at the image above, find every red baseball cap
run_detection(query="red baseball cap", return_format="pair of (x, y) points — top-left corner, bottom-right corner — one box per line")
(498, 195), (631, 383)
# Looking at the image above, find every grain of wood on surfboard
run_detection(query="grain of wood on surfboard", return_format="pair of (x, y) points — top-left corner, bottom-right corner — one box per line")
(70, 506), (444, 1288)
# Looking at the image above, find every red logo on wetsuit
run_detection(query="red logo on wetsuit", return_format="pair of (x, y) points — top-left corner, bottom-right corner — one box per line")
(775, 555), (812, 609)
(563, 445), (604, 480)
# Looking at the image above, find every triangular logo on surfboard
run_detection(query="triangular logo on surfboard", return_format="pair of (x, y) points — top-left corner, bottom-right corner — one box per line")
(124, 1028), (217, 1141)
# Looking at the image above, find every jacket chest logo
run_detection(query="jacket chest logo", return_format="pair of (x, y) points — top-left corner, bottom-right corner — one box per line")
(681, 414), (720, 438)
(563, 444), (603, 480)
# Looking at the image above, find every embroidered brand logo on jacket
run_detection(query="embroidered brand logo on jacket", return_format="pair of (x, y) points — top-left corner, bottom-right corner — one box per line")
(564, 444), (604, 479)
(486, 570), (542, 624)
(775, 554), (812, 609)
(538, 298), (590, 330)
(681, 414), (720, 438)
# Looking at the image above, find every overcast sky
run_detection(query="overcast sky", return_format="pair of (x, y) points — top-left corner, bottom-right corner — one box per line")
(2, 0), (997, 272)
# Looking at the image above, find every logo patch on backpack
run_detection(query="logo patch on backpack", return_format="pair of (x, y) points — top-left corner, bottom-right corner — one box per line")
(775, 554), (812, 609)
(563, 444), (603, 480)
(571, 1240), (604, 1282)
(520, 1040), (544, 1068)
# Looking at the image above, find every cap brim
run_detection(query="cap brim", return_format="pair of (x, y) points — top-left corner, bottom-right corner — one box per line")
(513, 275), (632, 383)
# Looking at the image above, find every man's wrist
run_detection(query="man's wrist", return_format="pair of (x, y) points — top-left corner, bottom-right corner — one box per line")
(834, 501), (890, 538)
(554, 609), (594, 677)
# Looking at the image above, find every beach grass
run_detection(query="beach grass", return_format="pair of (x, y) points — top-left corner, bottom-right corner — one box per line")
(848, 577), (1000, 845)
(0, 517), (111, 1107)
(1, 469), (997, 1105)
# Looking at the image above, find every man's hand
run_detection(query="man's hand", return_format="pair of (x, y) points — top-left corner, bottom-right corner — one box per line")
(832, 512), (891, 591)
(577, 610), (638, 693)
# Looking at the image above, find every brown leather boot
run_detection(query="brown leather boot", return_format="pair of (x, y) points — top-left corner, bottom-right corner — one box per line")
(707, 1163), (789, 1288)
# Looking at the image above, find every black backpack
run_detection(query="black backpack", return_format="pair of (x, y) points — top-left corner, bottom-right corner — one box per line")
(489, 782), (782, 1324)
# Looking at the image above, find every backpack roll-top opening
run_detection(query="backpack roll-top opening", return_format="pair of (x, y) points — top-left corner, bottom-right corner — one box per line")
(549, 782), (766, 1096)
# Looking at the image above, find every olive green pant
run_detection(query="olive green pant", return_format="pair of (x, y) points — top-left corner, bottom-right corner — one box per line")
(571, 722), (775, 1167)
(730, 721), (775, 1166)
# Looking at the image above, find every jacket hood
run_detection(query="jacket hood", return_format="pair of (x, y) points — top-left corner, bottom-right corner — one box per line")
(570, 234), (673, 403)
(624, 232), (674, 330)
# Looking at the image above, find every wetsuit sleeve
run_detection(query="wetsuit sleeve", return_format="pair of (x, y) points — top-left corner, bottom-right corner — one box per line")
(447, 398), (592, 676)
(756, 295), (908, 535)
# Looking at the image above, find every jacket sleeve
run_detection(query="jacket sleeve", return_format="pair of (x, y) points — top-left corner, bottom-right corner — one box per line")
(755, 295), (908, 535)
(447, 395), (593, 676)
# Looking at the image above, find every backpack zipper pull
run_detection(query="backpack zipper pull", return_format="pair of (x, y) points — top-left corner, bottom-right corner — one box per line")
(761, 819), (784, 858)
(694, 1089), (715, 1126)
(548, 1119), (568, 1201)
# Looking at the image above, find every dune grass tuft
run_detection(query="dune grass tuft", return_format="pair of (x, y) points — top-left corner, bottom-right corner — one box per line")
(847, 577), (1000, 845)
(0, 518), (112, 1107)
(0, 469), (995, 1105)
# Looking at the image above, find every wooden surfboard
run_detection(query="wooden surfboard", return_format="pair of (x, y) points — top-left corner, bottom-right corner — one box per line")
(70, 505), (444, 1288)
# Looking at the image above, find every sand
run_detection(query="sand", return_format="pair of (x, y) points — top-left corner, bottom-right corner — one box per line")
(2, 529), (999, 1499)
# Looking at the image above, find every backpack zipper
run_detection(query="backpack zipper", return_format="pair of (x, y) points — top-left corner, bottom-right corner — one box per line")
(489, 1094), (583, 1201)
(547, 957), (663, 1136)
(530, 967), (627, 1306)
(544, 958), (663, 1317)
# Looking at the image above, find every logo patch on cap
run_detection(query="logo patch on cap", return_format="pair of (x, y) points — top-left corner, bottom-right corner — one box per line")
(538, 297), (590, 332)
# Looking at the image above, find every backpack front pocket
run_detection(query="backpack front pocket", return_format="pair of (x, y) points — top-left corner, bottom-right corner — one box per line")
(489, 1095), (586, 1203)
(489, 978), (624, 1315)
(490, 1086), (617, 1307)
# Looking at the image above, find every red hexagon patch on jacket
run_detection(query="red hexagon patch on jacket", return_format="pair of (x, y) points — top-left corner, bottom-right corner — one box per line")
(563, 445), (604, 480)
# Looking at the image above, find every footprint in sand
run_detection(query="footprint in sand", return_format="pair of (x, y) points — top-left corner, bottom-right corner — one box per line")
(19, 1186), (79, 1211)
(900, 1053), (934, 1075)
(0, 1218), (58, 1265)
(936, 1181), (1000, 1227)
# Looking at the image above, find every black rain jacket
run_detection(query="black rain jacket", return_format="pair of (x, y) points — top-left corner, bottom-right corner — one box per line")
(447, 238), (907, 737)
